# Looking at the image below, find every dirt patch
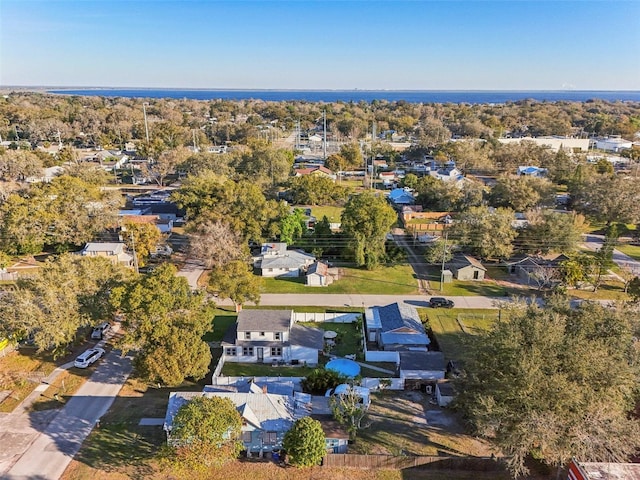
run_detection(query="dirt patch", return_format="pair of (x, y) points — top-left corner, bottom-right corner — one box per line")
(354, 391), (498, 458)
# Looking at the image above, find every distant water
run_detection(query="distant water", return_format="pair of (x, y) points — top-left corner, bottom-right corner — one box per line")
(47, 88), (640, 104)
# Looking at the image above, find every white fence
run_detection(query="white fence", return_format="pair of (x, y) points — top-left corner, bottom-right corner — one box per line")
(0, 272), (18, 281)
(210, 376), (304, 389)
(364, 350), (400, 363)
(293, 312), (360, 323)
(212, 355), (225, 378)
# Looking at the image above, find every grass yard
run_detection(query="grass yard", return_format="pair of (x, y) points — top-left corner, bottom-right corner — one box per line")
(202, 308), (238, 342)
(220, 363), (315, 377)
(426, 276), (524, 297)
(30, 368), (93, 412)
(308, 205), (344, 223)
(261, 265), (419, 295)
(616, 243), (640, 262)
(425, 308), (501, 363)
(62, 376), (205, 480)
(0, 349), (60, 412)
(566, 281), (630, 302)
(355, 390), (501, 460)
(299, 321), (363, 358)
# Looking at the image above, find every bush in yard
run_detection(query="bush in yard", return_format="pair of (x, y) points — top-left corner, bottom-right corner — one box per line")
(283, 417), (326, 467)
(301, 368), (346, 394)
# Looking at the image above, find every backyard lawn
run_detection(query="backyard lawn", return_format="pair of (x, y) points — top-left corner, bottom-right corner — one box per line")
(308, 205), (344, 223)
(261, 265), (419, 295)
(424, 308), (501, 363)
(202, 308), (238, 342)
(220, 363), (315, 377)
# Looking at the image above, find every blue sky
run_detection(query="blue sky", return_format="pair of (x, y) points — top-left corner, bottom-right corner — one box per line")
(1, 0), (639, 90)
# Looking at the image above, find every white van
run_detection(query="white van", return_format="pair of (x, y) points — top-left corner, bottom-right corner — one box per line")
(74, 348), (105, 368)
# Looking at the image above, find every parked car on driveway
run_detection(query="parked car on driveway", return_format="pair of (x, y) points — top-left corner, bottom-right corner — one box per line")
(429, 297), (455, 308)
(91, 322), (111, 340)
(74, 347), (105, 368)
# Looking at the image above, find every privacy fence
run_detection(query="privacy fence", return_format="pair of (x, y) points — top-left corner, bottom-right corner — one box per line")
(323, 454), (502, 471)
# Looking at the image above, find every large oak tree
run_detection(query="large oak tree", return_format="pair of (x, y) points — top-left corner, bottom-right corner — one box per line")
(455, 298), (640, 478)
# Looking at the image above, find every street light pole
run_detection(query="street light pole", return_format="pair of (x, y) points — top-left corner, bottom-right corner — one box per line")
(142, 102), (150, 143)
(440, 230), (448, 292)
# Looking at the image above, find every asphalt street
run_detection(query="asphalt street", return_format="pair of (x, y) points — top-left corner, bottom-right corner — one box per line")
(2, 350), (132, 480)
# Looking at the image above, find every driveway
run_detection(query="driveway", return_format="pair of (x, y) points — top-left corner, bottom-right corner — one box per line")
(1, 350), (132, 480)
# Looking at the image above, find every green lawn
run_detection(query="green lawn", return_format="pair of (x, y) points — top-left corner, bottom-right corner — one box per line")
(425, 308), (501, 363)
(299, 321), (362, 358)
(261, 265), (419, 295)
(203, 308), (238, 342)
(616, 243), (640, 262)
(566, 281), (630, 302)
(307, 205), (344, 223)
(425, 267), (527, 297)
(220, 362), (315, 377)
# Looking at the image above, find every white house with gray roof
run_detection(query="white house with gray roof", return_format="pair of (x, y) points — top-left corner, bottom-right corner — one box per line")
(221, 310), (324, 366)
(254, 243), (316, 277)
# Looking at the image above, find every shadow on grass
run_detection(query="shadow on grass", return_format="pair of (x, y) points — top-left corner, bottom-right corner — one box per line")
(73, 421), (163, 476)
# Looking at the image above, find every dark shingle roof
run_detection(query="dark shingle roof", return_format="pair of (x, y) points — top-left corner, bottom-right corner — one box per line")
(237, 310), (291, 332)
(289, 324), (324, 350)
(399, 351), (445, 371)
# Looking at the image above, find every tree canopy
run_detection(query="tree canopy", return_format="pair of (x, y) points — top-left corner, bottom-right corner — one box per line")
(450, 206), (518, 260)
(282, 417), (326, 467)
(171, 396), (243, 469)
(0, 175), (121, 254)
(207, 260), (261, 312)
(0, 254), (131, 353)
(455, 298), (640, 478)
(341, 191), (397, 269)
(110, 263), (212, 385)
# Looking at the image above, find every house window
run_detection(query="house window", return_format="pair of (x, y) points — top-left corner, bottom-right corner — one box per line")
(274, 332), (281, 341)
(244, 332), (251, 340)
(271, 347), (282, 356)
(225, 348), (236, 356)
(243, 347), (254, 356)
(241, 431), (252, 443)
(259, 331), (265, 337)
(264, 432), (277, 445)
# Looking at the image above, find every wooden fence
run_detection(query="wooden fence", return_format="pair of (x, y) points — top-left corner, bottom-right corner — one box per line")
(323, 454), (502, 471)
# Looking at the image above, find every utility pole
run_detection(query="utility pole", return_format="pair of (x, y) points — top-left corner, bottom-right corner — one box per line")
(130, 231), (139, 275)
(440, 230), (448, 292)
(323, 109), (327, 161)
(371, 121), (376, 189)
(142, 102), (150, 143)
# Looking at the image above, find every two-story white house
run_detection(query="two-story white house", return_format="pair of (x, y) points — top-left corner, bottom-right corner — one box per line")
(221, 310), (324, 366)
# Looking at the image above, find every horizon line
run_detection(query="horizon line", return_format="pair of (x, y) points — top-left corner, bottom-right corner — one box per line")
(3, 85), (640, 93)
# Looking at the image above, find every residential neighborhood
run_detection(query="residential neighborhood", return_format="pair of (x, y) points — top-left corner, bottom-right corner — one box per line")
(1, 86), (640, 480)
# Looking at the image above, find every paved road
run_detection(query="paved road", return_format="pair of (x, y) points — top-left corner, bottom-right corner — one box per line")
(582, 234), (640, 274)
(176, 257), (206, 290)
(2, 350), (132, 480)
(257, 293), (505, 309)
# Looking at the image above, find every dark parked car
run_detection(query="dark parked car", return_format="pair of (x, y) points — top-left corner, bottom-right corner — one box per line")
(429, 297), (454, 308)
